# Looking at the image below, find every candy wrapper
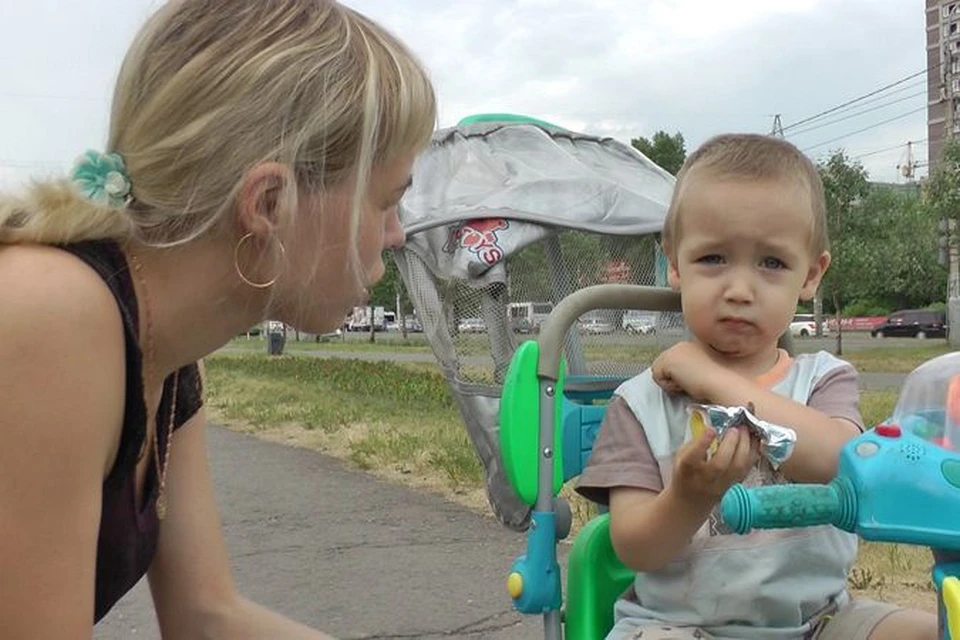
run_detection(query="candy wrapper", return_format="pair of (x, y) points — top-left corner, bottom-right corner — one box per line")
(688, 403), (797, 468)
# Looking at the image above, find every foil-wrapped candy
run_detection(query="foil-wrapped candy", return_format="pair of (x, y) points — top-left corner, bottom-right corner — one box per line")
(688, 403), (797, 468)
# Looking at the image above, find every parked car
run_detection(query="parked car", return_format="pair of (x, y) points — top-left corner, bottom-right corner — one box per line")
(578, 318), (616, 334)
(789, 313), (829, 338)
(457, 317), (486, 333)
(239, 323), (263, 337)
(623, 311), (656, 335)
(510, 317), (534, 334)
(315, 328), (343, 342)
(870, 309), (947, 339)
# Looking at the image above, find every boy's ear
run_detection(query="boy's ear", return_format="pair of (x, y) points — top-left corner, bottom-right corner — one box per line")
(667, 258), (681, 291)
(800, 251), (831, 301)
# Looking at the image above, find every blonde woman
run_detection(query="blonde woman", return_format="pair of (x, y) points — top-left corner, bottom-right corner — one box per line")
(0, 1), (435, 638)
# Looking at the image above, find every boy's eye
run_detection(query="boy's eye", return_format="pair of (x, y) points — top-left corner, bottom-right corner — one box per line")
(761, 256), (787, 269)
(696, 254), (724, 265)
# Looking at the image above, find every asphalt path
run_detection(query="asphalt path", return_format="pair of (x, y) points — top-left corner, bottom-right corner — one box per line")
(95, 426), (552, 639)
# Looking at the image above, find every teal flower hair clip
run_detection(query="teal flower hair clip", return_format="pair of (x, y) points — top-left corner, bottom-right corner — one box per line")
(71, 150), (132, 208)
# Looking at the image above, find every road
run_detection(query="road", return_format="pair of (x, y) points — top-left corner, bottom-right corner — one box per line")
(95, 426), (553, 639)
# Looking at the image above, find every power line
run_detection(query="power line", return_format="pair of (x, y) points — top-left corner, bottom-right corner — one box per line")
(786, 89), (927, 137)
(849, 138), (928, 161)
(783, 64), (940, 133)
(801, 105), (929, 153)
(787, 79), (927, 132)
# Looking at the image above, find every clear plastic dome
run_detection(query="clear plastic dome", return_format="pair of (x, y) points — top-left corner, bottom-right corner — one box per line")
(890, 351), (960, 450)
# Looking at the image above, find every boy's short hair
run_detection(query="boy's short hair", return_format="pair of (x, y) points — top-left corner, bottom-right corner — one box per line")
(661, 133), (828, 258)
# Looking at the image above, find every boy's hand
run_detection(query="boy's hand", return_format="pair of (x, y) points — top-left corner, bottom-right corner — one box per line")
(671, 425), (759, 508)
(651, 341), (724, 400)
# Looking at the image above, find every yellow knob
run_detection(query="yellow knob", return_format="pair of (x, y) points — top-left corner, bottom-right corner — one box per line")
(944, 576), (960, 640)
(507, 572), (524, 599)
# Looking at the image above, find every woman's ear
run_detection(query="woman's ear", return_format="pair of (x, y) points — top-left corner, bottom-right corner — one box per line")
(235, 162), (293, 237)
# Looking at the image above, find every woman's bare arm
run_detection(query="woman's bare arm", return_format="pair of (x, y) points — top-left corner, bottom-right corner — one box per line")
(0, 247), (126, 638)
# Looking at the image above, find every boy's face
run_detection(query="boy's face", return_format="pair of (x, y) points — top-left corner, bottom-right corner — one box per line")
(667, 173), (830, 371)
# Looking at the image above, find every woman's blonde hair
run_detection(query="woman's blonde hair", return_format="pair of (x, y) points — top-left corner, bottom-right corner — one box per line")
(0, 0), (436, 263)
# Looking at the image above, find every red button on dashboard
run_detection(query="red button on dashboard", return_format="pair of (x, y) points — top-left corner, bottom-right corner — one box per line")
(874, 424), (901, 438)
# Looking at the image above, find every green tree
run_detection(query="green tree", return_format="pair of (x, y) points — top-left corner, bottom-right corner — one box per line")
(923, 137), (960, 229)
(817, 150), (869, 354)
(367, 253), (413, 341)
(920, 137), (960, 345)
(816, 153), (944, 330)
(631, 131), (686, 175)
(854, 186), (942, 310)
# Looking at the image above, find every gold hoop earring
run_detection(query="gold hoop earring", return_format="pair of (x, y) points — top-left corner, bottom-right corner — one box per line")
(234, 232), (286, 289)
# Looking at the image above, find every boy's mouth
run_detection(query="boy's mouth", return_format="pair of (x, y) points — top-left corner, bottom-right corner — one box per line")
(719, 316), (752, 329)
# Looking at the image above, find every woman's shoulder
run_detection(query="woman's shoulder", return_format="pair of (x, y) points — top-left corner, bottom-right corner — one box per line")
(0, 242), (125, 327)
(0, 243), (127, 449)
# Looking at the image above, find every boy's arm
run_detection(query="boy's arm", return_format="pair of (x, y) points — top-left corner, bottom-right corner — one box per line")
(608, 426), (757, 572)
(652, 343), (863, 484)
(700, 368), (861, 484)
(608, 485), (713, 573)
(576, 395), (676, 573)
(579, 396), (757, 573)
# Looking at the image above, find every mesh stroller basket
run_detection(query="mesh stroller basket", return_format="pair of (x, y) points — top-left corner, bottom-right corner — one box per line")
(394, 117), (678, 530)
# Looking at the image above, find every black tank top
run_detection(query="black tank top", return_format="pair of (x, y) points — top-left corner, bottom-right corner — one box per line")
(60, 240), (203, 623)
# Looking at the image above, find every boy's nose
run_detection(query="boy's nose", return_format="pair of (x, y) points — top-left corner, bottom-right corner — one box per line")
(724, 271), (754, 303)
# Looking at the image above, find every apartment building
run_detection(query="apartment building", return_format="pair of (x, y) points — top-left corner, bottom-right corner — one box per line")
(928, 0), (960, 170)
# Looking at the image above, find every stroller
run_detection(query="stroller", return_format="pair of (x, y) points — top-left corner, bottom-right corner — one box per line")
(394, 113), (679, 532)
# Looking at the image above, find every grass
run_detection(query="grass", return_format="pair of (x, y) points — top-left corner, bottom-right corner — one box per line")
(204, 354), (486, 502)
(229, 334), (434, 353)
(230, 332), (954, 373)
(842, 343), (953, 373)
(204, 348), (945, 614)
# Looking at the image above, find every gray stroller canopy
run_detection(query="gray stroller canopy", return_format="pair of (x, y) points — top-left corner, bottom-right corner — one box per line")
(395, 115), (676, 530)
(400, 116), (674, 285)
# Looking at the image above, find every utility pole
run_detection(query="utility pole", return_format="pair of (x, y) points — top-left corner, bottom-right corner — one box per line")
(770, 114), (785, 137)
(898, 141), (917, 182)
(941, 218), (960, 348)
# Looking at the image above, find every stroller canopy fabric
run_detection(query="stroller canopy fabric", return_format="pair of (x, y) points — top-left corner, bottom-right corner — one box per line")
(399, 117), (676, 285)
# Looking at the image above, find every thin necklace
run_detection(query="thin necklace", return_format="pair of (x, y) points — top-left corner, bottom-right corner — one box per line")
(127, 247), (177, 521)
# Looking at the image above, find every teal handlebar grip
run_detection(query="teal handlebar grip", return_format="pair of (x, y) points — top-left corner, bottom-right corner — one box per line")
(720, 477), (858, 535)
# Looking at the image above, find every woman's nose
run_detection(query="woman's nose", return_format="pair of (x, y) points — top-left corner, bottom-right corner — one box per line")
(383, 207), (406, 250)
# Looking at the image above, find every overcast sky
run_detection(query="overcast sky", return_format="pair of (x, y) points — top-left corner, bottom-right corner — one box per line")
(0, 0), (929, 189)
